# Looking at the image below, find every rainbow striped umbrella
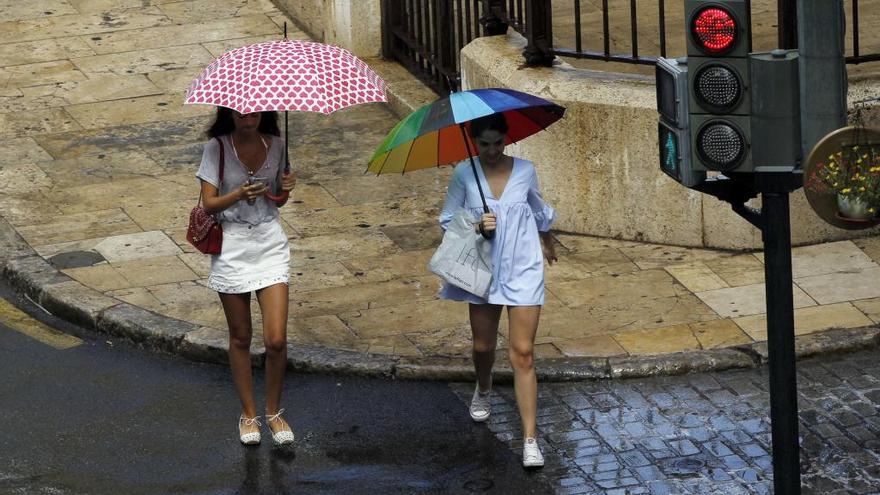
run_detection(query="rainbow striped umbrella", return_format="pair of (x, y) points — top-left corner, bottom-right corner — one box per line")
(367, 88), (565, 218)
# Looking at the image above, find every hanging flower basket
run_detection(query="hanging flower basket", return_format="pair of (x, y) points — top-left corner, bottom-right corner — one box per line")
(804, 126), (880, 229)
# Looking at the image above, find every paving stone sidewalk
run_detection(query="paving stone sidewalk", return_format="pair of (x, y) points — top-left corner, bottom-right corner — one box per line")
(1, 0), (880, 378)
(450, 348), (880, 494)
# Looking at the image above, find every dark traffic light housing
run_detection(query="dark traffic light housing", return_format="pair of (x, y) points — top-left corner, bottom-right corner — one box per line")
(656, 0), (802, 188)
(686, 0), (753, 173)
(656, 57), (705, 187)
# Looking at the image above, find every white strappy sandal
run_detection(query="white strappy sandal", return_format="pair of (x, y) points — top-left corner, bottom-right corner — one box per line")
(238, 415), (262, 445)
(265, 408), (295, 446)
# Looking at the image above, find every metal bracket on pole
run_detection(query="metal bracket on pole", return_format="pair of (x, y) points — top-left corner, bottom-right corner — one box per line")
(731, 203), (762, 230)
(692, 174), (762, 228)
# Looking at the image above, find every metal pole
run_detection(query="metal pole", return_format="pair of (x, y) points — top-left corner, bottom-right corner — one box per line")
(437, 0), (457, 93)
(761, 188), (801, 495)
(479, 0), (509, 35)
(458, 123), (490, 212)
(522, 0), (554, 66)
(777, 0), (797, 49)
(458, 123), (494, 239)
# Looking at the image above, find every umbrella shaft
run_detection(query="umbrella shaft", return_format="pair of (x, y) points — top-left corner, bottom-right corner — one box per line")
(458, 124), (490, 214)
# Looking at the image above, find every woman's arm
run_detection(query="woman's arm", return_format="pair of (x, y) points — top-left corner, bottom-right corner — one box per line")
(196, 139), (245, 214)
(526, 167), (557, 233)
(539, 231), (557, 265)
(200, 180), (265, 214)
(527, 166), (557, 263)
(439, 167), (466, 231)
(274, 171), (297, 207)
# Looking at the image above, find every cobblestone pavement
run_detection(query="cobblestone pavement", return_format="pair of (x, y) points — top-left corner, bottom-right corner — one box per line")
(452, 349), (880, 494)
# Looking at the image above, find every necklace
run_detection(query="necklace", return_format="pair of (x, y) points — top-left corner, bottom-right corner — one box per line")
(230, 135), (269, 175)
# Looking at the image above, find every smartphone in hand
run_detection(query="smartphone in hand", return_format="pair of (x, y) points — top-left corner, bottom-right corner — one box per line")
(248, 176), (270, 187)
(246, 176), (269, 204)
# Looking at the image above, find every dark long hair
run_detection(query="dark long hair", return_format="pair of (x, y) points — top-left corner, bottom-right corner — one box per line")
(206, 107), (281, 138)
(469, 112), (509, 139)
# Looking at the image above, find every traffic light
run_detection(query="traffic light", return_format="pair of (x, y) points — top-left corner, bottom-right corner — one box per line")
(685, 0), (753, 173)
(656, 57), (705, 187)
(658, 0), (801, 184)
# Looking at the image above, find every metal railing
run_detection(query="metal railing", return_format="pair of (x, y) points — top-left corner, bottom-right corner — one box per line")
(849, 0), (880, 64)
(381, 0), (490, 94)
(510, 0), (879, 67)
(502, 0), (666, 65)
(381, 0), (879, 95)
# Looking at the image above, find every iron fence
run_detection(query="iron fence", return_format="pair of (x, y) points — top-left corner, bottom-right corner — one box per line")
(381, 0), (490, 94)
(510, 0), (879, 67)
(382, 0), (879, 95)
(850, 0), (880, 64)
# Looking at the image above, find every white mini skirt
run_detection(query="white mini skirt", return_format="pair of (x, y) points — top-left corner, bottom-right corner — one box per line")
(207, 219), (290, 294)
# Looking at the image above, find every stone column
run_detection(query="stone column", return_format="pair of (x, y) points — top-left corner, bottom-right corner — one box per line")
(323, 0), (383, 58)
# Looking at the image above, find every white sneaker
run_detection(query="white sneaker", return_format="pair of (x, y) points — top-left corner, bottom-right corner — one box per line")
(523, 438), (545, 468)
(469, 387), (491, 422)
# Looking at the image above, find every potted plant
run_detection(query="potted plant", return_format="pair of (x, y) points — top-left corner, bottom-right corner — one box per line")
(805, 142), (880, 221)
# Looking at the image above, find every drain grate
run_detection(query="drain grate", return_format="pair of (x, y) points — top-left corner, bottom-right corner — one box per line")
(463, 478), (494, 492)
(664, 457), (707, 477)
(48, 250), (106, 270)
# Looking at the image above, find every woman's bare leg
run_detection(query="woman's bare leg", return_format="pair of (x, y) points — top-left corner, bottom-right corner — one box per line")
(255, 283), (290, 433)
(508, 305), (541, 439)
(219, 292), (257, 418)
(469, 303), (503, 392)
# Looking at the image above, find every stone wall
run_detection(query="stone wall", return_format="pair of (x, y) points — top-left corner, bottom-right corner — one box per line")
(274, 0), (323, 40)
(461, 32), (880, 249)
(273, 0), (382, 58)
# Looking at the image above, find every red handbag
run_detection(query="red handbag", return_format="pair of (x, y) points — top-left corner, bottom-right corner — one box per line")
(187, 137), (225, 254)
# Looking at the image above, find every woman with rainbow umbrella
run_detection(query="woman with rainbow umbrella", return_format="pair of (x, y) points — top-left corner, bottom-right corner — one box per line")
(369, 88), (565, 468)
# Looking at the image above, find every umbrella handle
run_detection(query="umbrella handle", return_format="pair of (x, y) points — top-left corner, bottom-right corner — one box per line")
(266, 110), (292, 204)
(265, 189), (290, 203)
(477, 221), (495, 240)
(266, 159), (292, 203)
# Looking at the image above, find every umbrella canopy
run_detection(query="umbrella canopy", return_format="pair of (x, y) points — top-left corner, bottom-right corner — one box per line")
(367, 88), (565, 175)
(184, 39), (386, 114)
(185, 35), (387, 202)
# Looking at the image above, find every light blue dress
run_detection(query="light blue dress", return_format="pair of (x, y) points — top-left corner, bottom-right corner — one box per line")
(438, 157), (557, 306)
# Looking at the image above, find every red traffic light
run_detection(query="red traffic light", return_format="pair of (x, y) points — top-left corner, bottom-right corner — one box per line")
(691, 7), (738, 54)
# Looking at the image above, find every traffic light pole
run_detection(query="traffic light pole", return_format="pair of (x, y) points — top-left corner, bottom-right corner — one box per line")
(697, 1), (847, 491)
(697, 172), (802, 494)
(761, 187), (801, 495)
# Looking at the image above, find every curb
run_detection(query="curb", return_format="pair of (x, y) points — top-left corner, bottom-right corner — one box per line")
(4, 211), (880, 381)
(2, 199), (880, 384)
(0, 232), (880, 383)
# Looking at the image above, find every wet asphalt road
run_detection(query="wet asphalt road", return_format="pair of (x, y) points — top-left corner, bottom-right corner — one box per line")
(0, 287), (551, 495)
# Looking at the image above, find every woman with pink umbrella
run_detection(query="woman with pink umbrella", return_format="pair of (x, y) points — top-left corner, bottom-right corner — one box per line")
(186, 31), (386, 446)
(196, 108), (296, 446)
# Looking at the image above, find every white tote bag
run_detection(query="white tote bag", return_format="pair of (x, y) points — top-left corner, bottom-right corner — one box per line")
(428, 210), (493, 298)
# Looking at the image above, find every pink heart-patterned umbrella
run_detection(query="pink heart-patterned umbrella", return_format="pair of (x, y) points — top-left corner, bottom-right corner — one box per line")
(185, 35), (387, 202)
(184, 38), (386, 114)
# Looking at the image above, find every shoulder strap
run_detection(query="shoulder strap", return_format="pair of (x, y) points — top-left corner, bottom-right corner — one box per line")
(215, 136), (225, 184)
